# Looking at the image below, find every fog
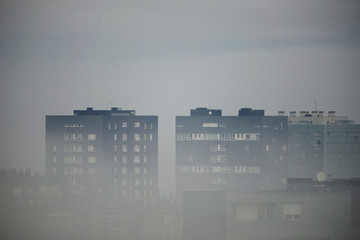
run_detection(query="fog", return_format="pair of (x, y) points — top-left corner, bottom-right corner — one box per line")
(0, 0), (360, 239)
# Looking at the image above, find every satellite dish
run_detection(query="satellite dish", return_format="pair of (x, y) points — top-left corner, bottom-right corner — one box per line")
(316, 172), (326, 182)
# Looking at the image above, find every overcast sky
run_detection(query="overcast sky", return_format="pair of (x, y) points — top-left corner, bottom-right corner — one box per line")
(1, 0), (360, 194)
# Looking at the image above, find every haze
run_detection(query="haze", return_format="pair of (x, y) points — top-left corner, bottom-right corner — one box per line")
(1, 0), (360, 195)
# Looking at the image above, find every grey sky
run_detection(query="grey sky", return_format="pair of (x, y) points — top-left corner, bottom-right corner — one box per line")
(1, 0), (360, 194)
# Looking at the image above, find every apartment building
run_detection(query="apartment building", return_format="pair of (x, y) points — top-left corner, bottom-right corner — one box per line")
(46, 107), (158, 199)
(176, 108), (288, 194)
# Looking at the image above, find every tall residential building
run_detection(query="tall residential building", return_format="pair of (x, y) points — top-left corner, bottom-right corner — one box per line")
(46, 107), (158, 199)
(176, 108), (288, 194)
(285, 110), (360, 181)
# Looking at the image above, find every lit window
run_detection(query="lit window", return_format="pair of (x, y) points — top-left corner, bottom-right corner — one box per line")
(88, 156), (96, 163)
(88, 145), (95, 152)
(266, 145), (270, 152)
(149, 134), (153, 141)
(283, 204), (302, 221)
(122, 122), (127, 128)
(134, 133), (140, 141)
(134, 122), (140, 128)
(88, 134), (96, 141)
(134, 145), (140, 152)
(122, 145), (127, 152)
(114, 134), (117, 141)
(122, 133), (127, 141)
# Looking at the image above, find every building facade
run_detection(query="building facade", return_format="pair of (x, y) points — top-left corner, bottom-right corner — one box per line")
(176, 108), (288, 194)
(183, 190), (354, 240)
(46, 107), (158, 199)
(285, 111), (360, 181)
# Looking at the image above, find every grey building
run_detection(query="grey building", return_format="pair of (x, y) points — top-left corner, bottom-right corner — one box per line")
(183, 190), (353, 240)
(46, 107), (158, 199)
(285, 111), (360, 181)
(176, 108), (288, 194)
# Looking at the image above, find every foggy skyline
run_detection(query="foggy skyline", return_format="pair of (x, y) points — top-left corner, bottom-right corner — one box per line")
(1, 0), (360, 194)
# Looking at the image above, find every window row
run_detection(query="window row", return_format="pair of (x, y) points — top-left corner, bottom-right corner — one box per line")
(108, 121), (153, 130)
(63, 167), (97, 175)
(176, 165), (261, 174)
(177, 133), (261, 141)
(114, 156), (147, 164)
(235, 203), (301, 222)
(113, 178), (153, 187)
(64, 144), (96, 152)
(113, 133), (153, 141)
(114, 144), (147, 153)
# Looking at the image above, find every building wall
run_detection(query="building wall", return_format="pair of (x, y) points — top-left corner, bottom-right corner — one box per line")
(176, 108), (288, 194)
(46, 108), (158, 199)
(286, 111), (360, 180)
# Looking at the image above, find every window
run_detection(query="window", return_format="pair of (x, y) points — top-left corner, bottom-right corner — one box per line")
(122, 156), (127, 163)
(88, 156), (96, 163)
(235, 204), (258, 221)
(114, 122), (117, 130)
(134, 145), (140, 152)
(283, 204), (302, 221)
(122, 167), (127, 174)
(144, 168), (147, 174)
(245, 145), (249, 152)
(122, 145), (127, 152)
(266, 145), (270, 152)
(134, 179), (140, 186)
(144, 145), (147, 152)
(134, 133), (140, 141)
(282, 144), (287, 152)
(144, 156), (147, 163)
(88, 145), (95, 152)
(88, 168), (96, 175)
(134, 167), (140, 175)
(88, 134), (96, 141)
(52, 157), (57, 163)
(52, 145), (57, 152)
(122, 133), (127, 141)
(134, 122), (140, 128)
(122, 178), (127, 186)
(122, 122), (127, 128)
(149, 134), (153, 141)
(114, 134), (117, 141)
(114, 145), (117, 152)
(114, 156), (117, 163)
(134, 156), (140, 163)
